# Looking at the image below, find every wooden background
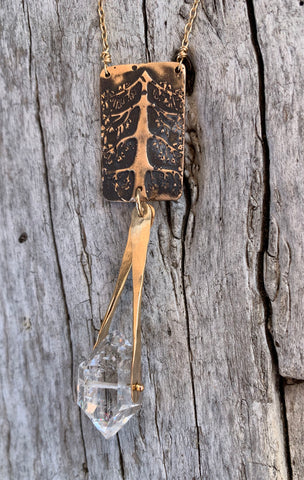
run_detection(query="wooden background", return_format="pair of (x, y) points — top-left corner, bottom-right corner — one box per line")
(1, 1), (304, 479)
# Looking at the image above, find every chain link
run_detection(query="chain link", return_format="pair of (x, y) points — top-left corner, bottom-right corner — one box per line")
(176, 0), (200, 65)
(98, 0), (200, 73)
(98, 0), (111, 75)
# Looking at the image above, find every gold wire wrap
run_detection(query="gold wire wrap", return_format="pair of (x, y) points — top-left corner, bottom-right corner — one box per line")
(176, 0), (200, 65)
(98, 0), (200, 73)
(98, 0), (112, 74)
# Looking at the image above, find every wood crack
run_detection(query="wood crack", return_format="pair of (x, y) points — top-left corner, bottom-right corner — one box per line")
(181, 174), (202, 478)
(54, 0), (64, 36)
(245, 1), (293, 478)
(1, 389), (12, 478)
(285, 378), (304, 386)
(162, 124), (201, 477)
(152, 374), (169, 480)
(34, 66), (89, 475)
(24, 1), (33, 79)
(79, 413), (89, 479)
(71, 178), (94, 325)
(142, 0), (152, 62)
(35, 67), (74, 391)
(117, 434), (125, 480)
(143, 327), (169, 479)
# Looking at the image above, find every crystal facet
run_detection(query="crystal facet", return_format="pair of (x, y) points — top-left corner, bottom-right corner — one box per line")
(77, 331), (141, 439)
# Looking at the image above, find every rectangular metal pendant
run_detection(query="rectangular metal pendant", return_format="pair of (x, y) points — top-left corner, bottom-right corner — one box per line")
(100, 62), (186, 202)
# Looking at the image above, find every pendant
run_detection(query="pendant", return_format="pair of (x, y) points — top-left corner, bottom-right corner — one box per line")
(100, 62), (186, 202)
(77, 62), (186, 438)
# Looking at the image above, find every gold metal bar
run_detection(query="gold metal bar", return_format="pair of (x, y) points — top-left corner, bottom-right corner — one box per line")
(129, 203), (154, 402)
(94, 230), (132, 348)
(94, 203), (154, 405)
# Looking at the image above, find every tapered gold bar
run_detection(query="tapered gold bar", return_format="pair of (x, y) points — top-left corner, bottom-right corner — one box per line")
(94, 202), (154, 403)
(129, 203), (154, 402)
(94, 232), (132, 349)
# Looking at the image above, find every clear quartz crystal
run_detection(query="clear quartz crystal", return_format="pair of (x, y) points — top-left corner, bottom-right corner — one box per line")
(77, 331), (141, 439)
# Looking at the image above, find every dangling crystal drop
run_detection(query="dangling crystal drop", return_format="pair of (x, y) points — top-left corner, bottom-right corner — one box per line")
(77, 331), (141, 439)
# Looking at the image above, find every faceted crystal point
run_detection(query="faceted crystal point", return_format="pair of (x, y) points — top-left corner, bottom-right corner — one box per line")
(77, 331), (141, 439)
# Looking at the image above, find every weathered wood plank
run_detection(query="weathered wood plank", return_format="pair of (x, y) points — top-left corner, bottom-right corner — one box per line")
(254, 0), (304, 380)
(0, 2), (91, 479)
(1, 0), (303, 479)
(253, 3), (304, 476)
(285, 382), (304, 480)
(179, 0), (289, 477)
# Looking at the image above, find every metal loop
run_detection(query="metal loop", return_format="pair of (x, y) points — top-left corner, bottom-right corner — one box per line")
(98, 0), (112, 72)
(176, 45), (188, 66)
(176, 0), (200, 65)
(135, 188), (145, 217)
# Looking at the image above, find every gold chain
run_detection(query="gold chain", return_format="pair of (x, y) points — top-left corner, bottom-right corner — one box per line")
(98, 0), (200, 72)
(177, 0), (200, 65)
(98, 0), (111, 75)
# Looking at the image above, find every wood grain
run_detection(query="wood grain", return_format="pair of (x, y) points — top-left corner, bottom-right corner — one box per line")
(254, 0), (304, 380)
(0, 0), (303, 479)
(285, 382), (304, 480)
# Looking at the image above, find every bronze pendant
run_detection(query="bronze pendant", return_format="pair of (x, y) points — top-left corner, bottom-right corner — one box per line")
(100, 62), (186, 202)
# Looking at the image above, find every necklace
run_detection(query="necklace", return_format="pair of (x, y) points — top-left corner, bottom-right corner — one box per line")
(77, 0), (200, 439)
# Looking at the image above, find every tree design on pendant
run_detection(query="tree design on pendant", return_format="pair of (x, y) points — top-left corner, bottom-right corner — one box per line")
(100, 62), (186, 202)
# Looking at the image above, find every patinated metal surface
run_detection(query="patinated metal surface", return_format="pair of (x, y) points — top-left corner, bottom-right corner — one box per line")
(100, 62), (186, 202)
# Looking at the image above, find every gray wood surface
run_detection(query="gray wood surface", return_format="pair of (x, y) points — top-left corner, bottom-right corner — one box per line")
(256, 1), (304, 380)
(285, 382), (304, 480)
(0, 1), (303, 479)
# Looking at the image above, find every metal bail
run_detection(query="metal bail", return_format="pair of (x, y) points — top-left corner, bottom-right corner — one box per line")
(135, 187), (145, 217)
